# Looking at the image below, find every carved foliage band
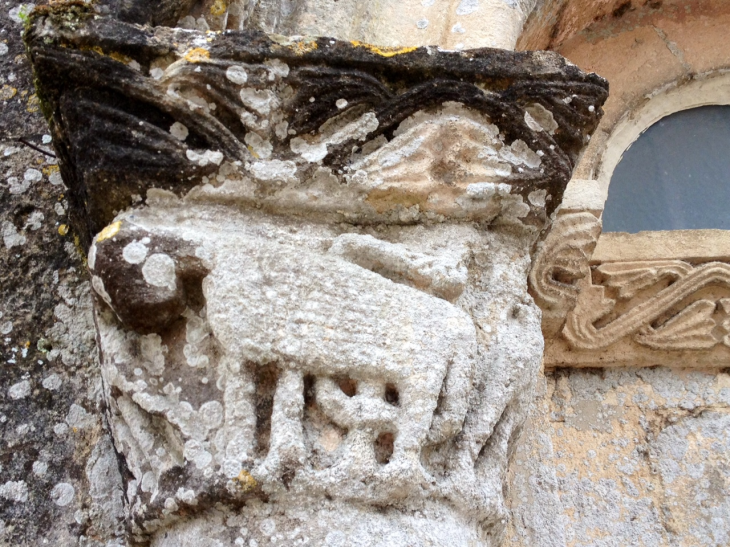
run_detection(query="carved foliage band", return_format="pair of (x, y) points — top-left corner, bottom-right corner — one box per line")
(530, 211), (730, 353)
(564, 261), (730, 350)
(26, 5), (607, 246)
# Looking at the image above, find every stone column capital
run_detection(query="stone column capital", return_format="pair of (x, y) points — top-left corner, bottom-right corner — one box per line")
(25, 5), (607, 545)
(27, 4), (606, 246)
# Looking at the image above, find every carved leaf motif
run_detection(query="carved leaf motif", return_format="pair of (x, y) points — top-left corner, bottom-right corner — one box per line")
(596, 260), (693, 300)
(635, 300), (718, 350)
(26, 9), (608, 245)
(563, 262), (730, 350)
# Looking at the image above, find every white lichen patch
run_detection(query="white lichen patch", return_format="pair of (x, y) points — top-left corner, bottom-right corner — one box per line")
(264, 59), (289, 78)
(0, 481), (28, 503)
(142, 253), (177, 290)
(183, 439), (213, 469)
(249, 160), (297, 183)
(48, 170), (64, 186)
(32, 461), (48, 477)
(24, 168), (42, 184)
(24, 211), (44, 231)
(8, 176), (30, 195)
(2, 221), (26, 248)
(465, 182), (512, 200)
(225, 65), (248, 85)
(8, 380), (31, 400)
(66, 404), (96, 430)
(186, 149), (224, 167)
(42, 374), (62, 391)
(290, 137), (328, 163)
(51, 483), (75, 507)
(528, 189), (547, 207)
(170, 122), (189, 142)
(290, 112), (379, 164)
(244, 132), (272, 159)
(123, 240), (149, 264)
(239, 88), (276, 116)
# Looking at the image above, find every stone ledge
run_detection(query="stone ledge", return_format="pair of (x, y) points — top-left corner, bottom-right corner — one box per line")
(593, 229), (730, 263)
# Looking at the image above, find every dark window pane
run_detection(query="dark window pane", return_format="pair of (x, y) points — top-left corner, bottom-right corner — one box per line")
(603, 105), (730, 232)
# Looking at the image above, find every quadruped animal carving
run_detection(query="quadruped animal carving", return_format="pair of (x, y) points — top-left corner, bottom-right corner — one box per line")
(26, 4), (607, 544)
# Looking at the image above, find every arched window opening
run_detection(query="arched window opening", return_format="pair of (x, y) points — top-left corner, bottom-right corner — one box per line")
(602, 105), (730, 233)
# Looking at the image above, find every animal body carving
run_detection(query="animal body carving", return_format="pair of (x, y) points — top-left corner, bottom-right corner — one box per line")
(204, 237), (477, 494)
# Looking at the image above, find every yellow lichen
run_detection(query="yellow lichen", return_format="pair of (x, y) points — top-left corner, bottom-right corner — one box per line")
(0, 85), (17, 101)
(233, 470), (257, 492)
(350, 41), (418, 58)
(58, 224), (69, 236)
(26, 94), (40, 113)
(43, 165), (60, 177)
(288, 39), (318, 55)
(210, 0), (227, 16)
(81, 45), (135, 66)
(184, 48), (211, 63)
(73, 233), (87, 267)
(108, 51), (133, 64)
(96, 221), (121, 242)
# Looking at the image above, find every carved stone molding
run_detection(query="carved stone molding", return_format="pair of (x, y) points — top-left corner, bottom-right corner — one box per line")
(27, 3), (607, 248)
(531, 211), (730, 368)
(528, 211), (602, 336)
(565, 261), (730, 351)
(26, 4), (607, 545)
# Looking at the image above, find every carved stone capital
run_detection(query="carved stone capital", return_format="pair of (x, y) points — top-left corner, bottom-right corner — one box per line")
(26, 5), (607, 545)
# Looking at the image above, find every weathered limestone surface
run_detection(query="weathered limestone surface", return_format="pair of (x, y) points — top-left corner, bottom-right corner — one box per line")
(505, 367), (730, 547)
(19, 2), (607, 545)
(100, 0), (539, 51)
(0, 2), (125, 546)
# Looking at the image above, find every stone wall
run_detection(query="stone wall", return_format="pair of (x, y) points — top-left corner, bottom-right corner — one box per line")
(0, 2), (124, 545)
(506, 368), (730, 547)
(508, 3), (730, 545)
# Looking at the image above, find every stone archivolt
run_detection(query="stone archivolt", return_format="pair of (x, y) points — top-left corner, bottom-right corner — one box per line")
(530, 211), (730, 359)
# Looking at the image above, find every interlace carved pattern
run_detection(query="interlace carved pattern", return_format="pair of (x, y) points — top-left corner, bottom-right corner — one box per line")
(529, 212), (602, 312)
(564, 261), (730, 350)
(530, 211), (730, 351)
